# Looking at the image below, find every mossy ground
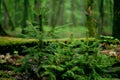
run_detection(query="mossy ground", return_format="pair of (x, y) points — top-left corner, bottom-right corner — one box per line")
(0, 36), (120, 79)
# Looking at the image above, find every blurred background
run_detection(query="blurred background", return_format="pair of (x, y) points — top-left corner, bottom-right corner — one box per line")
(0, 0), (113, 39)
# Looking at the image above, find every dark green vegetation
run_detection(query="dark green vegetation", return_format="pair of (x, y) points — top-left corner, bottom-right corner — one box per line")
(113, 0), (120, 39)
(0, 0), (115, 37)
(0, 36), (120, 80)
(0, 0), (120, 80)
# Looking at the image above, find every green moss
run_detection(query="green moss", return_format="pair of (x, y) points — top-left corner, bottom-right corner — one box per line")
(0, 37), (38, 46)
(0, 37), (95, 46)
(0, 37), (96, 54)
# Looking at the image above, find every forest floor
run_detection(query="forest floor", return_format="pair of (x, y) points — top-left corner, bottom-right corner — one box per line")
(0, 38), (120, 80)
(0, 26), (118, 80)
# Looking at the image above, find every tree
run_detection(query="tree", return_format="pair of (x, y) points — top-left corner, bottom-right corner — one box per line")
(98, 0), (104, 36)
(0, 0), (8, 36)
(113, 0), (120, 39)
(34, 0), (41, 23)
(49, 0), (57, 29)
(70, 0), (77, 26)
(3, 0), (8, 29)
(14, 0), (19, 27)
(3, 0), (15, 31)
(85, 0), (95, 37)
(56, 0), (65, 25)
(0, 0), (1, 20)
(22, 0), (29, 34)
(0, 25), (8, 36)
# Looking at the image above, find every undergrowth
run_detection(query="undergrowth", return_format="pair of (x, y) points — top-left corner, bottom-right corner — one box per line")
(14, 39), (120, 80)
(14, 21), (120, 80)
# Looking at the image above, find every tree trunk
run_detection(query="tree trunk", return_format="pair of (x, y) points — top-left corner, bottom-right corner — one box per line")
(34, 0), (41, 24)
(70, 0), (76, 26)
(0, 0), (2, 9)
(98, 0), (104, 36)
(3, 0), (15, 31)
(85, 0), (95, 37)
(56, 0), (65, 25)
(50, 0), (57, 30)
(0, 0), (7, 36)
(14, 0), (19, 27)
(3, 0), (8, 29)
(38, 14), (43, 49)
(39, 14), (43, 32)
(0, 25), (8, 36)
(22, 0), (29, 34)
(113, 0), (120, 39)
(0, 0), (8, 37)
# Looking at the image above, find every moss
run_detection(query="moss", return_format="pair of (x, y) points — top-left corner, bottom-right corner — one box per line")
(0, 37), (95, 46)
(0, 37), (38, 46)
(1, 36), (120, 54)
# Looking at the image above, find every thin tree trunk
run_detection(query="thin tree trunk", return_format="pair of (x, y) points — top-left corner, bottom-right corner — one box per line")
(113, 0), (120, 39)
(56, 0), (65, 25)
(4, 7), (8, 29)
(0, 25), (8, 36)
(51, 0), (56, 30)
(50, 0), (65, 30)
(0, 0), (7, 36)
(59, 1), (65, 25)
(48, 0), (52, 26)
(3, 0), (15, 31)
(14, 0), (19, 27)
(22, 0), (29, 34)
(3, 0), (8, 29)
(0, 0), (2, 10)
(109, 0), (113, 28)
(70, 0), (76, 26)
(39, 14), (43, 32)
(86, 0), (95, 37)
(0, 0), (1, 20)
(34, 0), (41, 24)
(98, 0), (104, 36)
(38, 14), (43, 49)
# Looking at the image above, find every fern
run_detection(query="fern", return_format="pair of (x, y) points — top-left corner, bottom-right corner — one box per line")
(15, 38), (120, 79)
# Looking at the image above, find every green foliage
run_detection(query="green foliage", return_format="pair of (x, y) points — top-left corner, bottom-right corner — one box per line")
(100, 36), (120, 44)
(0, 70), (15, 79)
(0, 37), (38, 46)
(0, 0), (113, 37)
(15, 39), (120, 80)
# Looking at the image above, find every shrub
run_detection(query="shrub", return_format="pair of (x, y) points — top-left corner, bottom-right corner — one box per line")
(15, 39), (120, 80)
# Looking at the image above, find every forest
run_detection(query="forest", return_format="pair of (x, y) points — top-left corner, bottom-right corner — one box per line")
(0, 0), (120, 80)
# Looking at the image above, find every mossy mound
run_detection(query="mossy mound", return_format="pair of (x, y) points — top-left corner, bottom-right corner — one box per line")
(0, 37), (96, 46)
(0, 37), (96, 54)
(0, 37), (38, 46)
(1, 36), (120, 55)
